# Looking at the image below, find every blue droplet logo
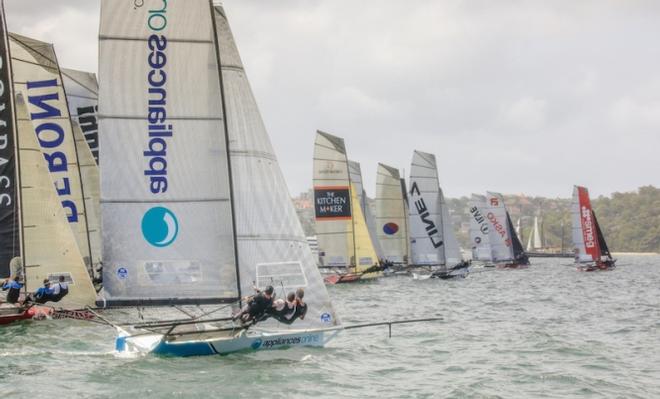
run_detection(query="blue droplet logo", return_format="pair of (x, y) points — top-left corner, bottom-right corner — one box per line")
(141, 206), (179, 247)
(251, 339), (262, 350)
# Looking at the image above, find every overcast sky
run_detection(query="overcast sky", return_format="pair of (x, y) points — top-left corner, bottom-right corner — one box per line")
(6, 0), (659, 198)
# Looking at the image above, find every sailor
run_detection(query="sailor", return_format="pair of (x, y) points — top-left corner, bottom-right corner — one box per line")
(31, 279), (54, 304)
(1, 275), (24, 304)
(234, 285), (275, 323)
(292, 288), (308, 321)
(270, 292), (298, 324)
(49, 275), (69, 302)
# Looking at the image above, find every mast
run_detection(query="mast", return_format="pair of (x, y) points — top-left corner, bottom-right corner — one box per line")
(0, 0), (24, 284)
(209, 0), (242, 304)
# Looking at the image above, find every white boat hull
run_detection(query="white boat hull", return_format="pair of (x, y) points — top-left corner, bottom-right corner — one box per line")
(116, 327), (341, 357)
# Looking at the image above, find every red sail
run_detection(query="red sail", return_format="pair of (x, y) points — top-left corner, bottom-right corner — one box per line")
(577, 186), (601, 261)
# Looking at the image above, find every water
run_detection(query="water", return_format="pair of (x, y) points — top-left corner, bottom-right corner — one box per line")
(1, 255), (659, 398)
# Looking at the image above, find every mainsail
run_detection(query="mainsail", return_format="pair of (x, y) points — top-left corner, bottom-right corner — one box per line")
(61, 68), (99, 163)
(408, 151), (444, 266)
(439, 189), (462, 265)
(8, 33), (94, 276)
(375, 163), (409, 264)
(526, 216), (543, 251)
(98, 0), (239, 305)
(348, 160), (384, 261)
(0, 5), (19, 278)
(484, 192), (516, 262)
(468, 194), (492, 261)
(571, 186), (610, 263)
(213, 4), (338, 328)
(313, 131), (378, 273)
(15, 94), (96, 308)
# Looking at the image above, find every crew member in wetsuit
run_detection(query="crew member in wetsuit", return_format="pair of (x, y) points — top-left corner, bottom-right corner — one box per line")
(49, 275), (69, 302)
(270, 292), (297, 323)
(1, 276), (24, 304)
(292, 288), (308, 321)
(234, 285), (275, 324)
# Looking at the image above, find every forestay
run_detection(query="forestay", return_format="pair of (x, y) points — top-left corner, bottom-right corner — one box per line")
(213, 4), (338, 329)
(16, 94), (96, 308)
(375, 163), (409, 264)
(62, 68), (99, 163)
(484, 192), (515, 262)
(468, 194), (492, 261)
(9, 33), (94, 275)
(408, 151), (443, 266)
(98, 0), (239, 305)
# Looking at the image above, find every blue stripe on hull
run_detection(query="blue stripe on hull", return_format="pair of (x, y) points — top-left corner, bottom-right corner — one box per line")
(153, 340), (217, 357)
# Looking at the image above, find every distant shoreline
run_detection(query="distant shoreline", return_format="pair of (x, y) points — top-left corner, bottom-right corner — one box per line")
(611, 252), (659, 256)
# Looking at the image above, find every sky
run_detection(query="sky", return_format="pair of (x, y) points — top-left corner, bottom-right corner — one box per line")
(6, 0), (660, 199)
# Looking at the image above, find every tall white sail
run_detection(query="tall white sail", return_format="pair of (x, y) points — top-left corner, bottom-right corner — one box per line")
(313, 131), (353, 268)
(533, 216), (543, 249)
(98, 0), (239, 305)
(9, 33), (94, 275)
(72, 121), (102, 279)
(408, 151), (444, 265)
(16, 94), (96, 308)
(439, 189), (462, 265)
(214, 4), (338, 329)
(484, 192), (515, 262)
(62, 68), (99, 163)
(375, 163), (408, 264)
(348, 160), (384, 261)
(468, 194), (492, 261)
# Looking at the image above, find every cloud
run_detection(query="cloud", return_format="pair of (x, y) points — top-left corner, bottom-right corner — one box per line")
(6, 0), (660, 198)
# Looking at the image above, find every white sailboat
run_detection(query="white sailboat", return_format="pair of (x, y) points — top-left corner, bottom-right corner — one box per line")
(99, 1), (340, 356)
(313, 131), (382, 284)
(526, 216), (543, 252)
(571, 186), (615, 271)
(375, 163), (409, 266)
(408, 151), (468, 279)
(468, 194), (493, 265)
(484, 192), (529, 268)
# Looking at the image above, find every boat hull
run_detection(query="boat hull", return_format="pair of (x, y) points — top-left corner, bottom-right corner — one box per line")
(0, 305), (53, 325)
(116, 327), (341, 357)
(577, 261), (616, 272)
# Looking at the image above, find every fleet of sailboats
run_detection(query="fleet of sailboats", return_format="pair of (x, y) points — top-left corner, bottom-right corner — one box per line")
(0, 0), (624, 353)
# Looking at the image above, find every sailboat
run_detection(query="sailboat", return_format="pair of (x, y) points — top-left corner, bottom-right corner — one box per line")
(408, 151), (468, 279)
(571, 186), (615, 271)
(526, 216), (543, 252)
(99, 1), (340, 356)
(484, 192), (529, 268)
(468, 194), (494, 266)
(0, 4), (97, 324)
(375, 163), (410, 267)
(313, 131), (382, 284)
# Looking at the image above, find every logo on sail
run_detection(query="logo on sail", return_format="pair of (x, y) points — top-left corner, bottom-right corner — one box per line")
(314, 186), (351, 220)
(383, 222), (399, 235)
(141, 206), (178, 247)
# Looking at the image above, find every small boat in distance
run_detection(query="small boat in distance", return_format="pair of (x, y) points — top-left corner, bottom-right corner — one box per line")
(484, 192), (530, 269)
(571, 186), (616, 271)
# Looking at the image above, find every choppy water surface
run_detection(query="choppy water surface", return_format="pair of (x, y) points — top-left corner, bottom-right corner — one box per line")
(1, 255), (659, 398)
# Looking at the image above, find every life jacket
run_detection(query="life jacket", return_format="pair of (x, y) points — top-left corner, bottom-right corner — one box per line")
(51, 283), (69, 302)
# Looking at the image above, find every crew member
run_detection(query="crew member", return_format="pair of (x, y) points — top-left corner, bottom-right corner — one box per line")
(1, 275), (24, 304)
(49, 275), (69, 302)
(31, 279), (54, 304)
(234, 285), (275, 324)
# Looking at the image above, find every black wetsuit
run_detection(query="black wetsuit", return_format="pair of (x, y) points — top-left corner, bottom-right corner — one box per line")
(247, 293), (273, 321)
